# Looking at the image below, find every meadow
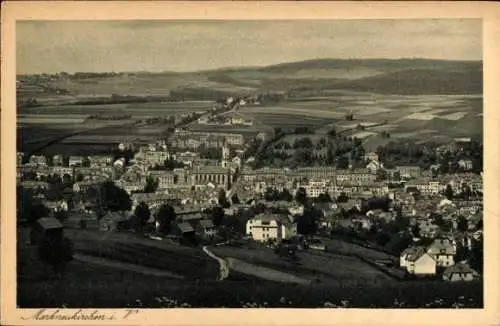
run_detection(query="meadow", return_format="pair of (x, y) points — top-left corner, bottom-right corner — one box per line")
(211, 244), (393, 286)
(18, 227), (483, 308)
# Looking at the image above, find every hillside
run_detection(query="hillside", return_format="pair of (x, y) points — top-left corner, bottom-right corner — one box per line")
(17, 59), (483, 102)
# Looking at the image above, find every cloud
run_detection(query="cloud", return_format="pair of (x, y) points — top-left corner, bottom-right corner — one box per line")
(16, 19), (482, 74)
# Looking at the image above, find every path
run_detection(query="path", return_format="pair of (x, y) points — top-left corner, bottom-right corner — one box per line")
(202, 245), (229, 281)
(73, 253), (185, 279)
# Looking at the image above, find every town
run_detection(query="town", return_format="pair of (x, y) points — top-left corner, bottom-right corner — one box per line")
(18, 94), (483, 293)
(15, 19), (484, 309)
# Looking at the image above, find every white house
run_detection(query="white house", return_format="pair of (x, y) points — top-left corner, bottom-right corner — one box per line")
(400, 246), (437, 275)
(246, 213), (296, 242)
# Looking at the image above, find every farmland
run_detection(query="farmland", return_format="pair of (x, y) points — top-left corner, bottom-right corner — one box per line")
(17, 58), (482, 156)
(236, 93), (482, 142)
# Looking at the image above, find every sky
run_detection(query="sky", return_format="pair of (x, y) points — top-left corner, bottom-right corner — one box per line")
(17, 19), (482, 74)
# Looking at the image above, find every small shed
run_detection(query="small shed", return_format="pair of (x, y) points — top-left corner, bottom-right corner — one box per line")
(30, 217), (63, 245)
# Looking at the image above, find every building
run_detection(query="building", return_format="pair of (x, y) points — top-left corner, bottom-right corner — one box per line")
(30, 217), (63, 245)
(246, 214), (296, 242)
(427, 238), (456, 267)
(458, 159), (473, 171)
(52, 154), (64, 166)
(405, 179), (444, 196)
(221, 143), (230, 168)
(397, 166), (421, 179)
(191, 166), (231, 189)
(148, 170), (176, 189)
(134, 148), (170, 167)
(363, 152), (379, 162)
(174, 151), (200, 166)
(442, 263), (477, 282)
(197, 219), (218, 238)
(400, 246), (437, 275)
(28, 155), (48, 167)
(366, 160), (383, 173)
(68, 156), (84, 167)
(88, 155), (113, 168)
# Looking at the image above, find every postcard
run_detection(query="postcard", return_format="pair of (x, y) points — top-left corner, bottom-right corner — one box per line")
(1, 1), (499, 326)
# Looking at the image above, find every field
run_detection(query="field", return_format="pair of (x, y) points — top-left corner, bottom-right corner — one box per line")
(17, 99), (219, 156)
(20, 101), (215, 117)
(17, 227), (483, 308)
(235, 93), (482, 142)
(18, 59), (482, 155)
(211, 243), (393, 286)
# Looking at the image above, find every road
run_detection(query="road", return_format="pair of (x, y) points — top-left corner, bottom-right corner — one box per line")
(202, 245), (230, 281)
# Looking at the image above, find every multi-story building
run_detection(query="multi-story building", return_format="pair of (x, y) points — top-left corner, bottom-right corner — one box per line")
(397, 165), (421, 179)
(458, 159), (473, 171)
(149, 170), (176, 189)
(405, 179), (444, 196)
(246, 213), (296, 242)
(134, 148), (169, 167)
(427, 238), (456, 267)
(69, 156), (84, 167)
(88, 155), (113, 168)
(191, 166), (231, 190)
(28, 155), (47, 167)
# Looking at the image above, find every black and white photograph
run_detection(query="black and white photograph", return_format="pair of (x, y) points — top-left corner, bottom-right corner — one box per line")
(13, 17), (485, 311)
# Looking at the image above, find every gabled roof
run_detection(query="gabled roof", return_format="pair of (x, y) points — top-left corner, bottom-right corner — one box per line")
(443, 263), (476, 278)
(177, 222), (195, 233)
(37, 217), (63, 230)
(401, 246), (427, 262)
(199, 219), (215, 228)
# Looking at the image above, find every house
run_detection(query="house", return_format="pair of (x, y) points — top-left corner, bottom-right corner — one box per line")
(28, 155), (48, 167)
(30, 217), (63, 245)
(400, 246), (437, 275)
(397, 166), (421, 179)
(176, 222), (196, 239)
(197, 219), (218, 238)
(363, 152), (379, 162)
(443, 263), (477, 282)
(52, 154), (64, 166)
(99, 211), (130, 232)
(246, 214), (296, 242)
(458, 159), (473, 171)
(427, 238), (456, 267)
(366, 160), (383, 173)
(69, 156), (84, 167)
(88, 155), (113, 168)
